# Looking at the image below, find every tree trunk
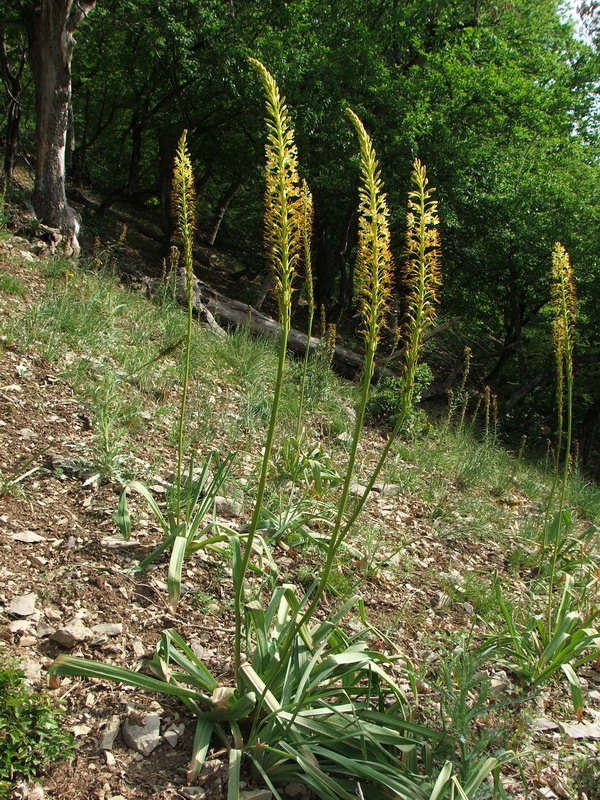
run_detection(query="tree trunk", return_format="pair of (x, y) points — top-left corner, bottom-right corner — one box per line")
(580, 397), (600, 469)
(314, 216), (337, 313)
(2, 82), (21, 183)
(23, 0), (96, 254)
(158, 132), (177, 247)
(0, 29), (26, 184)
(127, 112), (144, 195)
(205, 178), (242, 246)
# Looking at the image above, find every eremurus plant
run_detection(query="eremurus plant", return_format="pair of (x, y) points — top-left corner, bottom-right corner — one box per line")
(233, 58), (304, 675)
(332, 155), (442, 547)
(479, 244), (598, 718)
(282, 108), (396, 637)
(546, 243), (577, 628)
(172, 131), (197, 524)
(115, 132), (236, 614)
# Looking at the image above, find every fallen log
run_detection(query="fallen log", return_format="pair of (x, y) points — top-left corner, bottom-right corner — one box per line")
(72, 188), (456, 380)
(187, 276), (374, 379)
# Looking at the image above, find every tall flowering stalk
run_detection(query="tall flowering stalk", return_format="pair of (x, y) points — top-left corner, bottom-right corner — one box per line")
(295, 180), (315, 440)
(338, 158), (442, 540)
(172, 130), (197, 524)
(347, 109), (394, 362)
(551, 242), (576, 477)
(234, 58), (303, 673)
(547, 242), (577, 632)
(281, 109), (395, 644)
(403, 159), (442, 410)
(251, 57), (302, 328)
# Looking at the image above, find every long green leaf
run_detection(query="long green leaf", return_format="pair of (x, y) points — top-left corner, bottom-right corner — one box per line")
(116, 489), (132, 540)
(188, 719), (214, 782)
(428, 762), (454, 800)
(168, 534), (187, 612)
(154, 629), (219, 691)
(561, 662), (584, 716)
(227, 748), (243, 800)
(49, 654), (211, 704)
(127, 480), (170, 535)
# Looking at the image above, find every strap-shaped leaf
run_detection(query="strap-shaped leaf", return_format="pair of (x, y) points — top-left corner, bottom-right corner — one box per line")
(188, 719), (214, 783)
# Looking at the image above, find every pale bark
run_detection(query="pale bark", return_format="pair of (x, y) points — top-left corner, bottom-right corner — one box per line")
(24, 0), (96, 255)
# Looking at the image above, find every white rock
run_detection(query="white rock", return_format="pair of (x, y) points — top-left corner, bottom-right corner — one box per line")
(561, 721), (600, 739)
(100, 715), (121, 750)
(12, 531), (46, 543)
(12, 783), (45, 800)
(215, 496), (242, 518)
(9, 593), (38, 617)
(101, 535), (140, 549)
(131, 639), (145, 658)
(92, 623), (123, 637)
(122, 712), (162, 756)
(9, 619), (33, 634)
(20, 659), (42, 684)
(532, 718), (559, 731)
(50, 619), (94, 648)
(163, 723), (180, 748)
(179, 790), (206, 800)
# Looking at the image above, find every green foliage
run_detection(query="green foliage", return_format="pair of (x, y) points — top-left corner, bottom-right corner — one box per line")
(424, 645), (515, 783)
(477, 574), (600, 716)
(0, 272), (27, 297)
(571, 755), (600, 800)
(0, 656), (73, 796)
(278, 435), (343, 498)
(367, 363), (433, 426)
(50, 588), (509, 800)
(117, 450), (236, 612)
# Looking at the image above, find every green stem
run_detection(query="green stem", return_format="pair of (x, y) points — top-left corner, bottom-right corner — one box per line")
(547, 353), (573, 636)
(234, 316), (290, 675)
(175, 259), (194, 524)
(279, 338), (376, 655)
(295, 308), (314, 441)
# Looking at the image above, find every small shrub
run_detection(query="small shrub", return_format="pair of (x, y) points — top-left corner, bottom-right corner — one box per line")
(367, 363), (433, 429)
(571, 755), (600, 800)
(0, 656), (73, 796)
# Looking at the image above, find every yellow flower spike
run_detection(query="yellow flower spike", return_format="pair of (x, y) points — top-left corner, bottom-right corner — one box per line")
(248, 57), (302, 327)
(172, 131), (197, 308)
(403, 158), (442, 409)
(346, 108), (394, 356)
(545, 243), (577, 637)
(550, 241), (577, 475)
(295, 179), (315, 440)
(170, 130), (198, 529)
(300, 179), (314, 315)
(551, 242), (576, 385)
(235, 59), (304, 675)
